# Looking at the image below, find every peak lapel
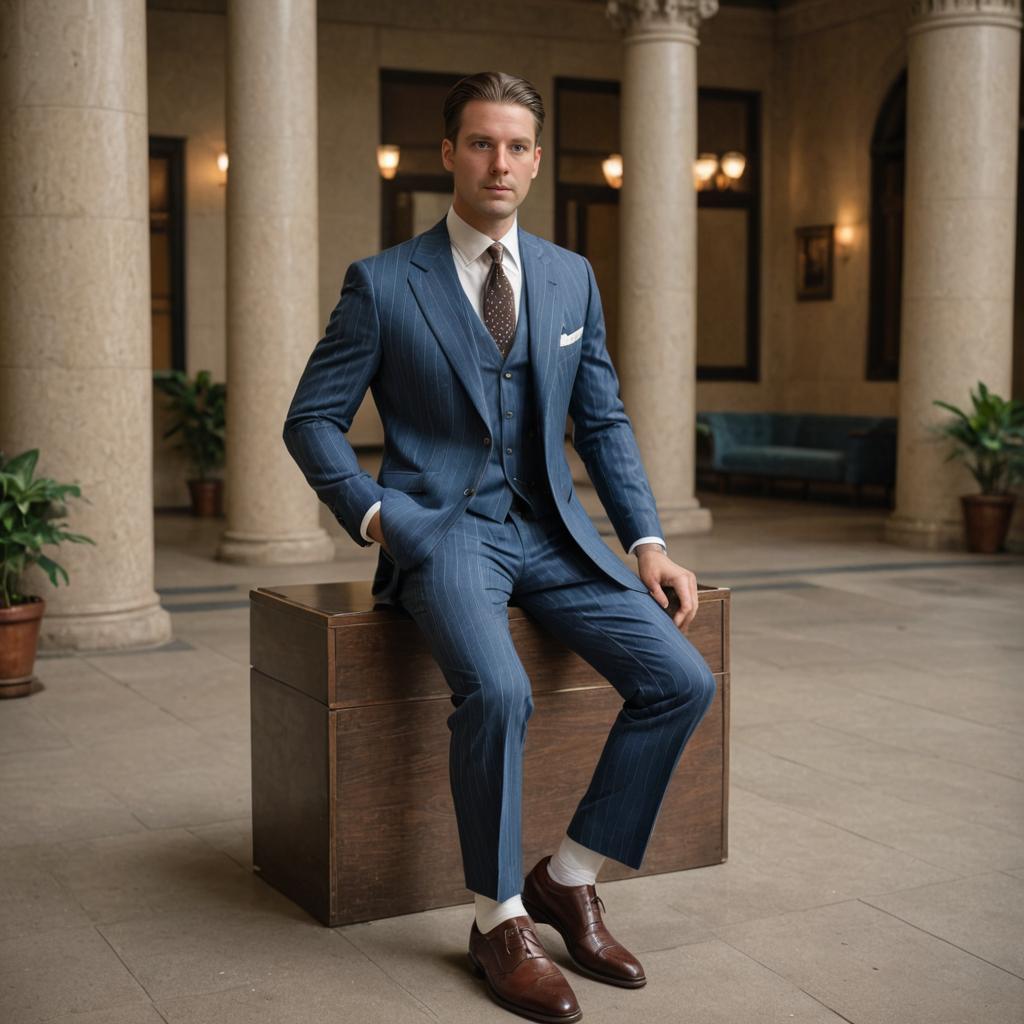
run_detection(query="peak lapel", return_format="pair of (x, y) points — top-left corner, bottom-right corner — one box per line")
(520, 229), (560, 453)
(408, 219), (489, 430)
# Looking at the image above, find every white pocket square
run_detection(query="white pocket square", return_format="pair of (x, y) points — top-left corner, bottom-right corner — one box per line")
(559, 326), (583, 347)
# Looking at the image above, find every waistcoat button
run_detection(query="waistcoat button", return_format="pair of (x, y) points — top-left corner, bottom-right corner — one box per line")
(505, 447), (512, 454)
(503, 371), (512, 379)
(464, 487), (475, 496)
(505, 410), (513, 418)
(483, 436), (491, 446)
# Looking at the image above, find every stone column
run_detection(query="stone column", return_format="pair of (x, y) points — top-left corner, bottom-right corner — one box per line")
(606, 0), (717, 537)
(886, 0), (1022, 549)
(217, 0), (334, 564)
(0, 1), (171, 650)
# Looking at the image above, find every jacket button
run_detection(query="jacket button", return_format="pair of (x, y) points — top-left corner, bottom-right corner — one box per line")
(505, 447), (513, 454)
(503, 371), (512, 379)
(483, 436), (491, 446)
(505, 410), (513, 418)
(464, 487), (475, 496)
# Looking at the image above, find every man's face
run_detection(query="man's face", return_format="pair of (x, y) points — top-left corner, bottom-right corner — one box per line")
(441, 100), (542, 233)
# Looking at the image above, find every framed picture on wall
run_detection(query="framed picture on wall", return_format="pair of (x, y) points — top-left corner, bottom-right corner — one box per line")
(795, 224), (834, 301)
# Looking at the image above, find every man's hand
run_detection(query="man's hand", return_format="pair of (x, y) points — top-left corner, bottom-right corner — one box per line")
(367, 509), (391, 556)
(635, 544), (699, 631)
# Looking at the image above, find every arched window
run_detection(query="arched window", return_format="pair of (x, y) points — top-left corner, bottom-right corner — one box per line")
(867, 71), (907, 381)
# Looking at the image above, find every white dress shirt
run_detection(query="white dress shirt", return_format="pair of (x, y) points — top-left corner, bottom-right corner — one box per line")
(360, 204), (666, 558)
(446, 203), (522, 322)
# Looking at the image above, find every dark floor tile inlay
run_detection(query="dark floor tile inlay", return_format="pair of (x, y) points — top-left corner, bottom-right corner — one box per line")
(728, 581), (820, 592)
(705, 558), (1023, 580)
(157, 584), (243, 596)
(37, 637), (195, 658)
(165, 599), (251, 613)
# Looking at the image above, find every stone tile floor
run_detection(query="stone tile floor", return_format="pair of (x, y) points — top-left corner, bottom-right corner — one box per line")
(2, 481), (1023, 1023)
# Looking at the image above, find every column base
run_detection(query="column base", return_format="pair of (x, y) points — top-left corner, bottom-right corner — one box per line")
(217, 527), (336, 566)
(883, 512), (964, 551)
(659, 502), (714, 537)
(39, 596), (172, 652)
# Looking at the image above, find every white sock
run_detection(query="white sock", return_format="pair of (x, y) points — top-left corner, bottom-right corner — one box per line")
(547, 833), (606, 887)
(474, 892), (528, 934)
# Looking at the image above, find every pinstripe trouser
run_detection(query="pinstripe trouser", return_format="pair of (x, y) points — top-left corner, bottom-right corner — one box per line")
(393, 503), (717, 903)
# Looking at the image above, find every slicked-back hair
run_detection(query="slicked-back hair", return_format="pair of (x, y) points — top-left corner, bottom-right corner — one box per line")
(442, 71), (545, 148)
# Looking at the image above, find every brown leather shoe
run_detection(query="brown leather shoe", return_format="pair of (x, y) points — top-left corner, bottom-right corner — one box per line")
(522, 856), (646, 988)
(468, 914), (582, 1023)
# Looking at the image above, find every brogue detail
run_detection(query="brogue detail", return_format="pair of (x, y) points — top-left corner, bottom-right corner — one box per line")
(468, 914), (582, 1023)
(522, 855), (647, 989)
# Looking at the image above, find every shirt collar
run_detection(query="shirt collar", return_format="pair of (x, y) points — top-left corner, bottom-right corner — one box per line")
(446, 204), (520, 272)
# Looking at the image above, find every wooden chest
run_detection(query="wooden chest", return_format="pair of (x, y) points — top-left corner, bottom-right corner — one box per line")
(250, 580), (730, 926)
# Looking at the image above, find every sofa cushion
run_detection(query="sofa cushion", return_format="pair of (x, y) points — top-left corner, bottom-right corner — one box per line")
(719, 445), (847, 481)
(700, 412), (897, 485)
(795, 415), (888, 450)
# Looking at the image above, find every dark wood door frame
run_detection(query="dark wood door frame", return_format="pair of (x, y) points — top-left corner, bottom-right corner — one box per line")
(149, 135), (186, 374)
(553, 77), (761, 382)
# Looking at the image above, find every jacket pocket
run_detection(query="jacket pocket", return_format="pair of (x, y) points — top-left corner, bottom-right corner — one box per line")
(379, 469), (427, 494)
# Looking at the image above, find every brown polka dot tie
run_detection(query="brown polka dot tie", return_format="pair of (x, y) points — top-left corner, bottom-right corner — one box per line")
(482, 242), (516, 358)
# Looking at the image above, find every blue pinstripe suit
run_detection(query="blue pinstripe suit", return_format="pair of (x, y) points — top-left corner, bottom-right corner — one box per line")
(283, 216), (715, 902)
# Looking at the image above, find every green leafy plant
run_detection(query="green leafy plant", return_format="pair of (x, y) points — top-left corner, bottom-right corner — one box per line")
(933, 382), (1024, 495)
(155, 369), (226, 481)
(0, 449), (95, 609)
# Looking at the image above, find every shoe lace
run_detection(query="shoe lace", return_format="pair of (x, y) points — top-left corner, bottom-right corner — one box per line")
(590, 893), (606, 916)
(505, 922), (547, 960)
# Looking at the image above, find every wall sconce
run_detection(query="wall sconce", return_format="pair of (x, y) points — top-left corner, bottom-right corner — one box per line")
(835, 224), (856, 261)
(602, 153), (623, 190)
(694, 150), (747, 191)
(216, 151), (229, 187)
(377, 144), (400, 180)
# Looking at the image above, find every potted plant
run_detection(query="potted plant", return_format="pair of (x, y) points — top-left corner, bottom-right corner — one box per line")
(933, 382), (1024, 554)
(0, 449), (95, 698)
(155, 369), (226, 516)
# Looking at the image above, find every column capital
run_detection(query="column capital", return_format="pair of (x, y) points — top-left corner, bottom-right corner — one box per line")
(606, 0), (719, 43)
(909, 0), (1022, 34)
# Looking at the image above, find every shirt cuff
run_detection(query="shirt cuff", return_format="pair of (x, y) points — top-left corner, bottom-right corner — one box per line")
(628, 536), (666, 556)
(359, 500), (382, 543)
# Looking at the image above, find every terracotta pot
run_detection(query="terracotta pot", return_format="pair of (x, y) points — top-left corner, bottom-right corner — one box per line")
(187, 478), (223, 517)
(960, 493), (1016, 554)
(0, 596), (45, 699)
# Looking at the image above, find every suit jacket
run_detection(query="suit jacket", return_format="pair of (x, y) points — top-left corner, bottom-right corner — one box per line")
(282, 215), (664, 595)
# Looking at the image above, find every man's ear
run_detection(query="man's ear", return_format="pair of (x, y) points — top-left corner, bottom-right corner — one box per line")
(441, 137), (454, 172)
(531, 144), (542, 179)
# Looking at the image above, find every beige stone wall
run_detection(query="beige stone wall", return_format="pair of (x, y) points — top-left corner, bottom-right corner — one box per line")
(148, 8), (226, 505)
(145, 0), (1020, 488)
(700, 0), (909, 417)
(146, 0), (629, 493)
(145, 0), (771, 479)
(148, 9), (227, 381)
(695, 4), (776, 411)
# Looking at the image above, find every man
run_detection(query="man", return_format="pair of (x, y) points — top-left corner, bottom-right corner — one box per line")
(283, 71), (715, 1024)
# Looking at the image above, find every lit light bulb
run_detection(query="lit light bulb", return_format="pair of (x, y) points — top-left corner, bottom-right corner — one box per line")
(377, 144), (400, 180)
(835, 224), (855, 248)
(694, 153), (718, 190)
(835, 223), (856, 261)
(720, 151), (746, 180)
(602, 153), (623, 189)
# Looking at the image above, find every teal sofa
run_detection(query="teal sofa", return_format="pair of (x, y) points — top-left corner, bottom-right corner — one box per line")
(698, 412), (897, 496)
